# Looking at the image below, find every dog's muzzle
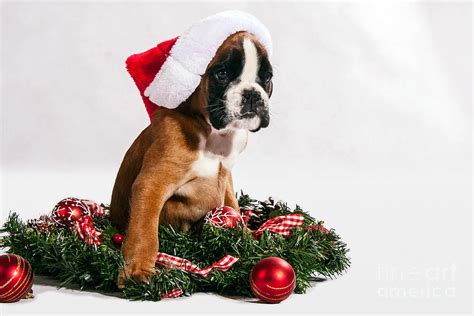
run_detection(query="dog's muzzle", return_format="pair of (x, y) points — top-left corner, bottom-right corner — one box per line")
(239, 88), (270, 131)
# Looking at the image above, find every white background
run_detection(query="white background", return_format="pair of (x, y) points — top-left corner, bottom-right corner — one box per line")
(0, 0), (471, 315)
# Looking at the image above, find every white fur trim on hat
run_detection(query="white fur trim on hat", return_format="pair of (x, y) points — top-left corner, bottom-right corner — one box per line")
(144, 10), (272, 109)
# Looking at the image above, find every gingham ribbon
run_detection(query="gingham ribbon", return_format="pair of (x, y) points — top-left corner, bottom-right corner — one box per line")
(82, 199), (107, 217)
(70, 215), (102, 248)
(253, 214), (305, 238)
(156, 252), (239, 277)
(160, 288), (184, 298)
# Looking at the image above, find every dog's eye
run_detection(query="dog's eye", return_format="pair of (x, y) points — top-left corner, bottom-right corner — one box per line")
(263, 72), (273, 84)
(215, 70), (228, 81)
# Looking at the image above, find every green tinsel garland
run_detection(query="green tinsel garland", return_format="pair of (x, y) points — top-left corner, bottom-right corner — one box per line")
(0, 194), (350, 301)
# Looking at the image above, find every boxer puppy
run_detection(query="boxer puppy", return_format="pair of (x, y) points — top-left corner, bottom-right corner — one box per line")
(110, 31), (273, 287)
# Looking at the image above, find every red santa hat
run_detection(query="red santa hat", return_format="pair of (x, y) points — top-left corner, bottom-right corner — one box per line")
(126, 10), (272, 121)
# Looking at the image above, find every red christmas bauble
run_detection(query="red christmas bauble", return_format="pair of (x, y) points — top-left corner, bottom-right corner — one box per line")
(204, 206), (244, 229)
(0, 254), (34, 303)
(51, 197), (90, 226)
(250, 257), (296, 303)
(112, 233), (124, 245)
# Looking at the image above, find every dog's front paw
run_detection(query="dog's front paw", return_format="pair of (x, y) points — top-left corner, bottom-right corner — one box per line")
(117, 260), (156, 289)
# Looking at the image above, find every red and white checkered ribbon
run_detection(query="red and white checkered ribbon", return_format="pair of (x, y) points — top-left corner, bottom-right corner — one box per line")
(160, 287), (184, 298)
(70, 215), (102, 248)
(253, 214), (305, 238)
(82, 199), (107, 217)
(155, 253), (239, 298)
(156, 252), (239, 277)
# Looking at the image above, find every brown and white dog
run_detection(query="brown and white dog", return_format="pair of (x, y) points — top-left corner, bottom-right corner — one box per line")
(110, 31), (273, 287)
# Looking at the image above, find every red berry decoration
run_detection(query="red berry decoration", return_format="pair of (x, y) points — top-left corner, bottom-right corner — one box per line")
(51, 197), (90, 226)
(112, 233), (124, 245)
(250, 257), (296, 303)
(204, 206), (244, 229)
(0, 254), (34, 303)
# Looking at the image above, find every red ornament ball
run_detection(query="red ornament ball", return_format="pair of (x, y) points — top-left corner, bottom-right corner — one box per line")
(250, 257), (296, 303)
(51, 197), (90, 226)
(204, 206), (244, 229)
(112, 233), (124, 245)
(0, 254), (34, 303)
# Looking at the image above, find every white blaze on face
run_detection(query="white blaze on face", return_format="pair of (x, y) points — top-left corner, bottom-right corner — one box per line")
(240, 38), (259, 82)
(225, 37), (269, 130)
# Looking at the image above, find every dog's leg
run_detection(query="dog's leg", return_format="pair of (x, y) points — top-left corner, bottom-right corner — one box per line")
(224, 171), (240, 211)
(110, 127), (151, 231)
(117, 164), (187, 288)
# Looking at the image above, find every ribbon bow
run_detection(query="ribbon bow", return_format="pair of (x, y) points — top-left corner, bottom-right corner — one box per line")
(156, 253), (239, 277)
(70, 215), (102, 247)
(253, 214), (305, 238)
(156, 253), (240, 299)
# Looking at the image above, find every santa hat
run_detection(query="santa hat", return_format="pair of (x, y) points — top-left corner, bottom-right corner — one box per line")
(126, 10), (272, 121)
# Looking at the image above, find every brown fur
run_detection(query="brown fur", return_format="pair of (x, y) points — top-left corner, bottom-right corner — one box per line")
(110, 32), (258, 287)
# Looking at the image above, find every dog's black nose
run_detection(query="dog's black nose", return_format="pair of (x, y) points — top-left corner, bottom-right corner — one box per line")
(241, 89), (264, 113)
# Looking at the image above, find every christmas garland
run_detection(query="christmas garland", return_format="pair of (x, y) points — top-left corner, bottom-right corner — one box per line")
(0, 193), (350, 302)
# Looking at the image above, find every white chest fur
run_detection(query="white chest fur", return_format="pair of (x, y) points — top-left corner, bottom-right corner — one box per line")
(192, 129), (248, 177)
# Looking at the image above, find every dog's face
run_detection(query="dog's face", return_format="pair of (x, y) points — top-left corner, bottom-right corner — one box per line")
(205, 32), (273, 132)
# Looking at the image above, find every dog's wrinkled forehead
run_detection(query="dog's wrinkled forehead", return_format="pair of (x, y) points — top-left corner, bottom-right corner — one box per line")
(206, 31), (271, 82)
